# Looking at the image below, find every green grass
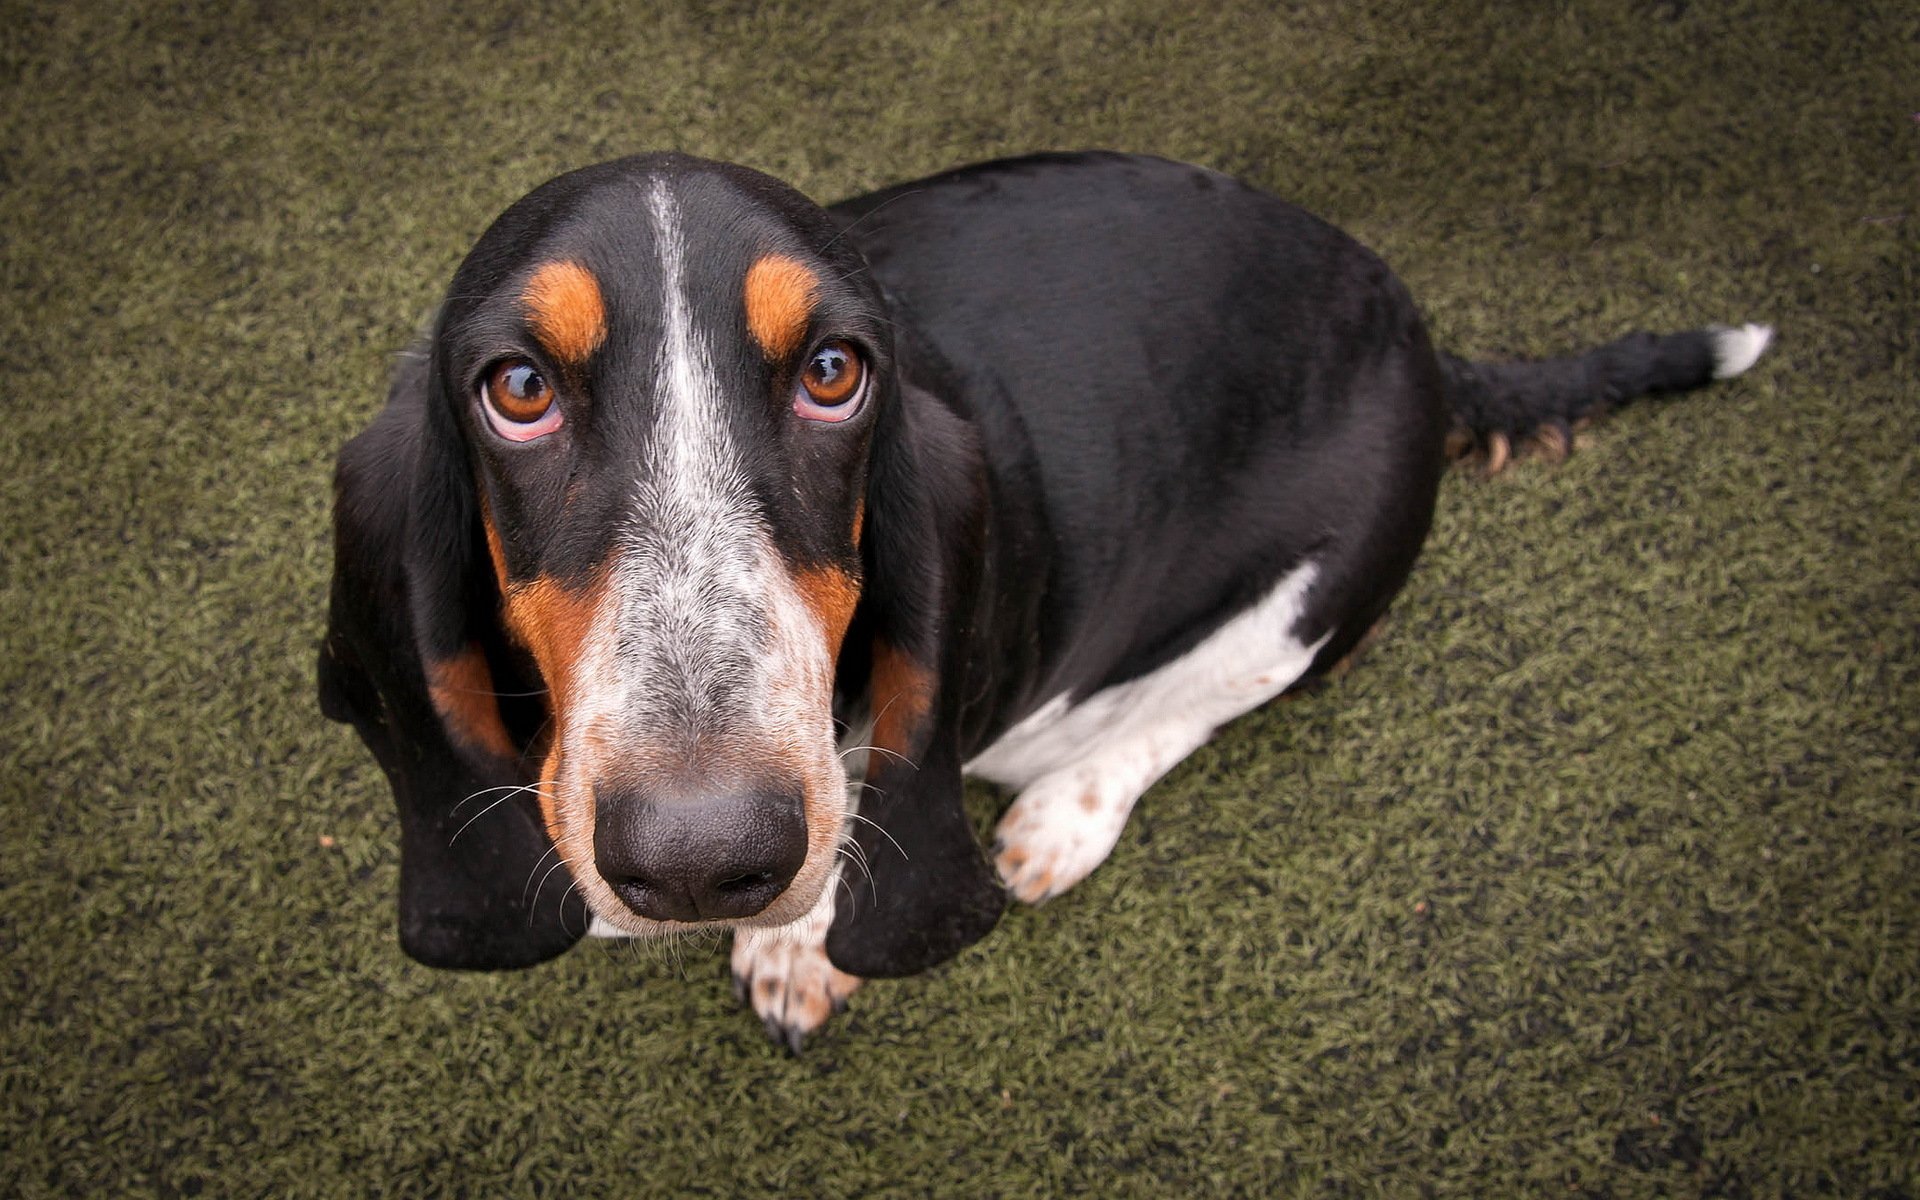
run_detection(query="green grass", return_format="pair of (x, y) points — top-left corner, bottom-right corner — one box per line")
(3, 0), (1915, 1194)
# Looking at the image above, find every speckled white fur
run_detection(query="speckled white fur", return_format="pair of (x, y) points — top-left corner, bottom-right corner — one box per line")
(556, 180), (847, 938)
(972, 560), (1329, 903)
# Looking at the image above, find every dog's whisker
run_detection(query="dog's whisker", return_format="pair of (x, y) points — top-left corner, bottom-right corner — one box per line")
(448, 794), (517, 845)
(838, 829), (872, 864)
(843, 809), (909, 863)
(451, 780), (548, 816)
(836, 836), (873, 879)
(555, 879), (585, 936)
(515, 716), (559, 773)
(449, 781), (554, 844)
(817, 188), (925, 254)
(435, 684), (551, 699)
(836, 846), (874, 892)
(838, 741), (915, 769)
(528, 853), (571, 914)
(519, 844), (560, 904)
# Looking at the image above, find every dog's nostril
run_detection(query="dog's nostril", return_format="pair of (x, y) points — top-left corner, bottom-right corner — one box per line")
(593, 784), (808, 923)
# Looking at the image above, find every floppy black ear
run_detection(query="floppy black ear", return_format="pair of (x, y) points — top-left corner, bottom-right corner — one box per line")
(318, 344), (586, 969)
(825, 379), (1007, 978)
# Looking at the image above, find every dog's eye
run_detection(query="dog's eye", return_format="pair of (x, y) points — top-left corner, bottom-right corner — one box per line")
(794, 341), (865, 422)
(481, 359), (563, 441)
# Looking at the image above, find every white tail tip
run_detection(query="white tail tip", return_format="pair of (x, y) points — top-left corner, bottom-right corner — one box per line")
(1711, 322), (1775, 379)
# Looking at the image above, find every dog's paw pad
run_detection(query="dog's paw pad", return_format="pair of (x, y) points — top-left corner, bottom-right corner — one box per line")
(730, 930), (861, 1053)
(993, 781), (1129, 905)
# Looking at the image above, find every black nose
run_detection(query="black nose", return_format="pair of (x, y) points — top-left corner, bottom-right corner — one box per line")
(593, 783), (808, 922)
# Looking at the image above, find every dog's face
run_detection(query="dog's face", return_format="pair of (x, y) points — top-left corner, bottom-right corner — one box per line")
(432, 156), (889, 935)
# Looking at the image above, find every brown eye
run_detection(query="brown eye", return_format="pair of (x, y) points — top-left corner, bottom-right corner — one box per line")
(481, 359), (562, 441)
(794, 341), (865, 422)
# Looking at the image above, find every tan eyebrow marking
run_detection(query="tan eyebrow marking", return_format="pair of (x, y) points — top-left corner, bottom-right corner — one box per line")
(521, 260), (608, 365)
(743, 254), (820, 361)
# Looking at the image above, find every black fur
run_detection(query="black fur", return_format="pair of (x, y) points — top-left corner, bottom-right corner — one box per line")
(321, 350), (586, 967)
(1438, 328), (1723, 453)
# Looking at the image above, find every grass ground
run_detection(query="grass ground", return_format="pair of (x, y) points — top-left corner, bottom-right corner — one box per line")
(2, 0), (1915, 1195)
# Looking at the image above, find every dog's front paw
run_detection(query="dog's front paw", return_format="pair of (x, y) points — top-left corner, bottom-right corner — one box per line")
(993, 770), (1134, 904)
(730, 923), (861, 1053)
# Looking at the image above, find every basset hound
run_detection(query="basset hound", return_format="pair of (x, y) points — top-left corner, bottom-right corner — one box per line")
(319, 151), (1772, 1048)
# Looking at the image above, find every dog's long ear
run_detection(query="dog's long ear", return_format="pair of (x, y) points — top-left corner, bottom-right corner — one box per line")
(318, 344), (586, 969)
(826, 378), (1007, 978)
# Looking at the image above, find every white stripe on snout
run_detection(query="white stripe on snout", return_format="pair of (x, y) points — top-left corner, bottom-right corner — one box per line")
(605, 182), (774, 735)
(556, 180), (847, 936)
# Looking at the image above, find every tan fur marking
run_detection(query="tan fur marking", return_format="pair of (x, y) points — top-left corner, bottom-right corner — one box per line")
(521, 260), (607, 365)
(743, 255), (819, 361)
(869, 640), (934, 758)
(480, 505), (510, 587)
(794, 566), (861, 662)
(535, 744), (565, 848)
(1529, 423), (1570, 463)
(497, 569), (609, 839)
(499, 571), (608, 711)
(427, 644), (518, 760)
(1328, 617), (1389, 680)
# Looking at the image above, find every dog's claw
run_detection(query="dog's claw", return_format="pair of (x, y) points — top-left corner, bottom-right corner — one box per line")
(762, 1012), (799, 1054)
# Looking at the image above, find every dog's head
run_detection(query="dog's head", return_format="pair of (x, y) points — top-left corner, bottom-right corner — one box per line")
(440, 156), (886, 934)
(323, 154), (1002, 972)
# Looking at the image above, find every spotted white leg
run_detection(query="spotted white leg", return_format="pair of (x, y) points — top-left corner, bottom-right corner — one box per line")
(978, 560), (1331, 905)
(994, 723), (1218, 903)
(728, 869), (861, 1052)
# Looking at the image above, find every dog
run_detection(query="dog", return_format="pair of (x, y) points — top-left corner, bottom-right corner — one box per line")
(319, 150), (1771, 1048)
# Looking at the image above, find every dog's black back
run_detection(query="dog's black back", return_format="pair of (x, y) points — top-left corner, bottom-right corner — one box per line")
(834, 152), (1447, 749)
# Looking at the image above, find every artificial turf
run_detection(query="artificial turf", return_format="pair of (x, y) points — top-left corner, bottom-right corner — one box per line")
(2, 0), (1915, 1194)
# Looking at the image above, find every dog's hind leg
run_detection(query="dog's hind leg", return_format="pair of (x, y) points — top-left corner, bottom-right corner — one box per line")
(984, 560), (1330, 904)
(993, 724), (1221, 904)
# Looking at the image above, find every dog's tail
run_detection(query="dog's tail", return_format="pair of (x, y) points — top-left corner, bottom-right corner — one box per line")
(1437, 323), (1773, 472)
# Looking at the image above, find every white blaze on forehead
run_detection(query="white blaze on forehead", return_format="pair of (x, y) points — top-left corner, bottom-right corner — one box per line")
(641, 180), (753, 519)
